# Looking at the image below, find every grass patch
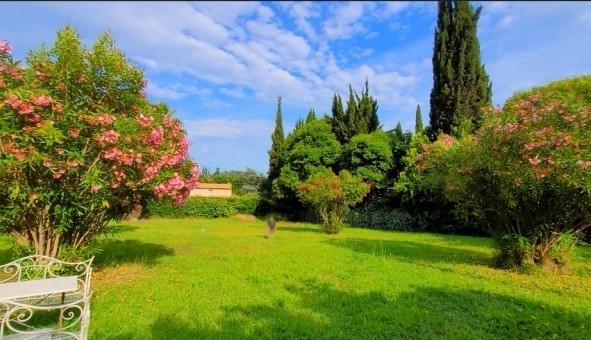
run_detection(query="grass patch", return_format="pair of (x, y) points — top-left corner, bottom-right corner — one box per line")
(1, 218), (590, 338)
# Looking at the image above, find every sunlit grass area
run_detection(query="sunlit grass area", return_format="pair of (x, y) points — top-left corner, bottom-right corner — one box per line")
(1, 217), (590, 339)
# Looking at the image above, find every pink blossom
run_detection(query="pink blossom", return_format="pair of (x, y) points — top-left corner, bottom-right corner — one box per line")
(43, 160), (53, 167)
(4, 93), (22, 109)
(103, 148), (121, 160)
(28, 193), (39, 200)
(31, 94), (52, 106)
(140, 91), (147, 99)
(69, 128), (81, 138)
(35, 70), (48, 80)
(97, 114), (115, 125)
(91, 183), (102, 192)
(0, 79), (5, 88)
(18, 103), (34, 114)
(528, 157), (541, 165)
(546, 157), (555, 165)
(54, 103), (63, 112)
(66, 160), (79, 167)
(52, 168), (66, 179)
(576, 160), (591, 168)
(138, 114), (153, 127)
(562, 114), (576, 122)
(146, 126), (164, 146)
(442, 135), (453, 147)
(102, 130), (120, 143)
(163, 116), (171, 125)
(25, 114), (41, 123)
(141, 78), (147, 87)
(524, 142), (541, 150)
(504, 123), (519, 133)
(0, 40), (11, 54)
(55, 148), (64, 155)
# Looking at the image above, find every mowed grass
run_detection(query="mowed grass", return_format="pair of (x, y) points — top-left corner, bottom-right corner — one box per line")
(1, 218), (591, 339)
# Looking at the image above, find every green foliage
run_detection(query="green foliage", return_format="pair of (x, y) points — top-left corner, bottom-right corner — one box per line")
(200, 168), (265, 195)
(415, 104), (423, 133)
(420, 76), (591, 268)
(272, 119), (341, 211)
(299, 170), (370, 234)
(145, 194), (260, 219)
(305, 108), (316, 123)
(347, 205), (414, 231)
(341, 131), (392, 189)
(268, 96), (285, 183)
(429, 0), (492, 137)
(331, 81), (379, 144)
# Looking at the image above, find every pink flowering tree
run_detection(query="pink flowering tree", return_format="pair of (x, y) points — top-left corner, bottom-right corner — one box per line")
(416, 76), (591, 269)
(0, 27), (199, 258)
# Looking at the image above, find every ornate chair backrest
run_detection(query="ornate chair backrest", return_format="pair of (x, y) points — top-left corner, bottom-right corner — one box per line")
(0, 255), (94, 298)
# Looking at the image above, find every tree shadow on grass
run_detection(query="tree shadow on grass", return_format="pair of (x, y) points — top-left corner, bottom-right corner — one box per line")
(278, 225), (322, 234)
(325, 238), (492, 266)
(92, 239), (174, 269)
(133, 280), (590, 339)
(103, 223), (140, 235)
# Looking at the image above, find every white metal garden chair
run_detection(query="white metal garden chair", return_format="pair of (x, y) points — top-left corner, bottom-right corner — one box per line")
(0, 255), (94, 339)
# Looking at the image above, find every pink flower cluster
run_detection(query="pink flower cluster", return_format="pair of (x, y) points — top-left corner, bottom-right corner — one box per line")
(6, 144), (25, 161)
(103, 147), (141, 166)
(31, 94), (52, 106)
(146, 126), (164, 146)
(100, 130), (120, 143)
(52, 168), (66, 179)
(138, 114), (153, 127)
(0, 40), (11, 54)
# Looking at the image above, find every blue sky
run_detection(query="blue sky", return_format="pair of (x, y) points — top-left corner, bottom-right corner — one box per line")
(1, 1), (590, 173)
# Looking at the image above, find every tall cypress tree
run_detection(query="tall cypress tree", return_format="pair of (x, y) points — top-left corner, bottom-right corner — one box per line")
(332, 81), (380, 144)
(345, 84), (359, 142)
(331, 93), (347, 144)
(268, 96), (284, 182)
(415, 104), (423, 133)
(429, 0), (492, 138)
(358, 79), (380, 132)
(305, 108), (316, 123)
(394, 122), (404, 140)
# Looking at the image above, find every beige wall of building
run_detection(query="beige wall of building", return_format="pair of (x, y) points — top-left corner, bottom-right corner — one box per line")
(189, 183), (232, 197)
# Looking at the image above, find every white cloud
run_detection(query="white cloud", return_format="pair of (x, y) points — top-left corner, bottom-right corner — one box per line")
(219, 87), (246, 98)
(184, 118), (273, 139)
(323, 2), (367, 39)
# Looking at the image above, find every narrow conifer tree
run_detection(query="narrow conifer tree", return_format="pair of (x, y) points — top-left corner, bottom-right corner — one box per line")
(429, 0), (492, 138)
(415, 104), (423, 133)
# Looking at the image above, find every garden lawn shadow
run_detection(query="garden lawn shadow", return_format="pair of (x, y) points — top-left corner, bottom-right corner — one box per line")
(138, 280), (590, 339)
(278, 225), (321, 234)
(326, 238), (492, 266)
(92, 239), (174, 269)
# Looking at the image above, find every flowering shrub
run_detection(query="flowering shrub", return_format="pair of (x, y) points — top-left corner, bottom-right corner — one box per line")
(417, 76), (591, 269)
(0, 27), (199, 257)
(298, 170), (369, 234)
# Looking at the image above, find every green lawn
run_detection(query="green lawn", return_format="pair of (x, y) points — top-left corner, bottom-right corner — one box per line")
(1, 218), (590, 339)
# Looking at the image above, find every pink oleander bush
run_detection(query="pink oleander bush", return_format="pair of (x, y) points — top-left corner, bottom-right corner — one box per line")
(416, 76), (591, 269)
(0, 27), (199, 257)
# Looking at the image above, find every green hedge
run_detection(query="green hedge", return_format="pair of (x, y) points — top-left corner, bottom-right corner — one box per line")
(346, 205), (415, 231)
(145, 194), (259, 219)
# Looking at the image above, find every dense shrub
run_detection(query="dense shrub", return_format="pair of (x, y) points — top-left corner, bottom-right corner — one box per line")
(347, 204), (414, 231)
(145, 194), (259, 219)
(419, 76), (591, 269)
(0, 29), (198, 258)
(299, 170), (370, 234)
